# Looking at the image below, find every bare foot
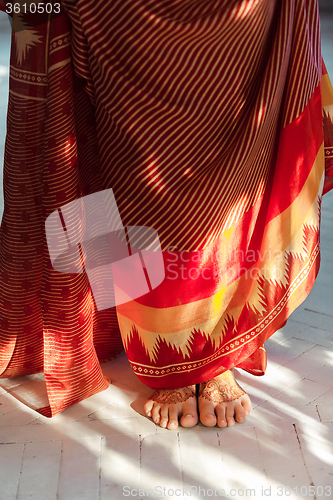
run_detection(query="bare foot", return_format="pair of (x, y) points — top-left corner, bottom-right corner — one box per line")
(144, 386), (198, 430)
(198, 370), (251, 428)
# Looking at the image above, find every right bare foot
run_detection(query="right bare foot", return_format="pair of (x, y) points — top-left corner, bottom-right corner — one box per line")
(144, 386), (198, 430)
(198, 370), (251, 428)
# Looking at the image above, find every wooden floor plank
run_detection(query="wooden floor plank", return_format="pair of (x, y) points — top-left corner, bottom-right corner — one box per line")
(218, 425), (271, 497)
(301, 345), (333, 367)
(0, 443), (24, 500)
(0, 416), (156, 444)
(289, 309), (333, 333)
(295, 421), (333, 491)
(238, 355), (322, 407)
(178, 431), (224, 497)
(305, 365), (333, 387)
(264, 320), (311, 350)
(296, 285), (333, 318)
(17, 441), (62, 500)
(0, 392), (33, 416)
(316, 404), (333, 423)
(100, 435), (140, 499)
(140, 433), (183, 497)
(254, 417), (312, 498)
(297, 326), (333, 350)
(312, 387), (333, 423)
(57, 438), (101, 500)
(273, 379), (332, 406)
(263, 338), (317, 366)
(0, 408), (39, 427)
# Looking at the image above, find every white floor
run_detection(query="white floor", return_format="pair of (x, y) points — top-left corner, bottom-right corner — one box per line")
(0, 9), (333, 500)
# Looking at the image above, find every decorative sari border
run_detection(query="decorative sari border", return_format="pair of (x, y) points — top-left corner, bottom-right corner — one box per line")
(127, 240), (319, 378)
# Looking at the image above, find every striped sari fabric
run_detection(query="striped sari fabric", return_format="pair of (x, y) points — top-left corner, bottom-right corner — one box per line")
(0, 0), (333, 416)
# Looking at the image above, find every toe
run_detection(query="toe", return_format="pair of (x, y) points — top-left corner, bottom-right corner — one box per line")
(201, 413), (217, 427)
(151, 403), (162, 425)
(159, 405), (170, 428)
(199, 400), (217, 427)
(197, 372), (251, 428)
(180, 414), (198, 427)
(180, 399), (198, 428)
(242, 395), (252, 416)
(234, 401), (246, 423)
(167, 405), (179, 430)
(215, 405), (227, 428)
(225, 402), (236, 427)
(144, 399), (154, 418)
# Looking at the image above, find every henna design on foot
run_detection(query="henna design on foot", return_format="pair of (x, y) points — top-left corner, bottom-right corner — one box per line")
(198, 370), (246, 403)
(144, 386), (198, 429)
(149, 386), (196, 405)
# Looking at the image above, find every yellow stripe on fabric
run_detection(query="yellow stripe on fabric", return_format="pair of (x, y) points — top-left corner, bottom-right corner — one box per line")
(118, 142), (324, 333)
(257, 143), (324, 265)
(322, 73), (333, 107)
(119, 313), (225, 362)
(117, 281), (233, 337)
(118, 140), (324, 368)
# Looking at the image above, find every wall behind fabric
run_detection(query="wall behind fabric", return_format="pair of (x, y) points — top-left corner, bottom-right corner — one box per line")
(318, 0), (333, 12)
(0, 12), (11, 217)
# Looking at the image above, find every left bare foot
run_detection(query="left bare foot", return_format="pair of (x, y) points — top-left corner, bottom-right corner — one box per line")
(144, 386), (198, 430)
(198, 370), (251, 428)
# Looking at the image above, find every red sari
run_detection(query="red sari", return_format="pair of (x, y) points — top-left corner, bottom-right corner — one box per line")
(1, 0), (333, 417)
